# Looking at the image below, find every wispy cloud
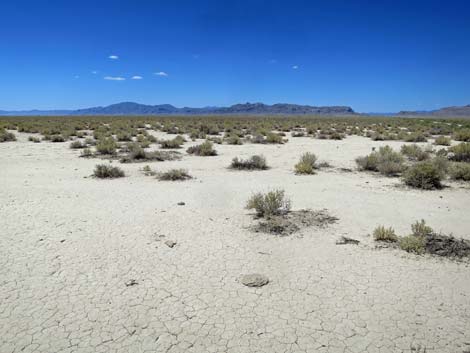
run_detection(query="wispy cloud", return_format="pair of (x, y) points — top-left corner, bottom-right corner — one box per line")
(154, 71), (168, 77)
(104, 76), (125, 81)
(108, 55), (119, 60)
(131, 75), (143, 80)
(91, 70), (98, 74)
(292, 65), (299, 69)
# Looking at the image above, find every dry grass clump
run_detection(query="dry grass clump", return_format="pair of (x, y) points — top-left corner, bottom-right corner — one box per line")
(411, 219), (433, 237)
(403, 159), (445, 189)
(141, 165), (157, 176)
(246, 190), (291, 217)
(0, 129), (16, 142)
(70, 140), (86, 149)
(120, 147), (180, 163)
(404, 132), (427, 142)
(93, 164), (125, 178)
(400, 144), (430, 161)
(230, 155), (268, 170)
(294, 152), (317, 174)
(96, 137), (118, 155)
(225, 134), (243, 145)
(449, 163), (470, 181)
(186, 140), (217, 156)
(373, 226), (398, 242)
(159, 135), (185, 149)
(28, 136), (41, 143)
(265, 132), (285, 144)
(434, 136), (451, 146)
(157, 169), (192, 181)
(49, 134), (66, 142)
(356, 146), (405, 176)
(453, 129), (470, 142)
(399, 235), (426, 254)
(448, 142), (470, 162)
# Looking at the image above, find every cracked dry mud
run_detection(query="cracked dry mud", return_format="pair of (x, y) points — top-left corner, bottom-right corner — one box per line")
(1, 133), (470, 353)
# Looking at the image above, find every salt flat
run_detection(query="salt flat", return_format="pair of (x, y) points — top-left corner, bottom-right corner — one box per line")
(1, 133), (470, 353)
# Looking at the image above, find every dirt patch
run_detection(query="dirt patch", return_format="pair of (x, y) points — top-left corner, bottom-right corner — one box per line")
(252, 209), (338, 236)
(424, 233), (470, 258)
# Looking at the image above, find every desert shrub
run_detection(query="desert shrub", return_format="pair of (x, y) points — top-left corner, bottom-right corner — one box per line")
(141, 165), (157, 176)
(160, 137), (184, 149)
(70, 140), (85, 149)
(411, 219), (433, 237)
(449, 163), (470, 181)
(186, 141), (217, 156)
(0, 129), (16, 142)
(28, 136), (41, 143)
(294, 152), (317, 174)
(434, 136), (451, 146)
(453, 129), (470, 142)
(404, 133), (427, 142)
(80, 148), (93, 157)
(50, 135), (65, 142)
(157, 169), (192, 181)
(356, 146), (405, 176)
(120, 149), (180, 163)
(225, 135), (243, 145)
(265, 132), (284, 144)
(403, 160), (444, 189)
(246, 190), (291, 217)
(93, 164), (125, 178)
(448, 142), (470, 162)
(116, 132), (133, 141)
(399, 235), (425, 254)
(96, 137), (118, 155)
(400, 144), (430, 161)
(230, 155), (268, 170)
(373, 226), (398, 242)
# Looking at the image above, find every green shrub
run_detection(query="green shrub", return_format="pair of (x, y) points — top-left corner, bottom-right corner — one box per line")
(96, 137), (118, 155)
(404, 133), (427, 142)
(225, 135), (243, 145)
(157, 169), (192, 181)
(116, 132), (133, 141)
(449, 163), (470, 181)
(93, 164), (125, 178)
(70, 140), (85, 149)
(0, 129), (16, 142)
(159, 137), (184, 149)
(265, 132), (284, 144)
(400, 144), (430, 161)
(246, 190), (291, 217)
(28, 136), (41, 143)
(453, 129), (470, 142)
(448, 142), (470, 162)
(120, 149), (180, 163)
(434, 136), (451, 146)
(50, 135), (65, 142)
(230, 155), (268, 170)
(186, 141), (217, 156)
(373, 226), (398, 242)
(80, 148), (93, 157)
(411, 219), (433, 237)
(356, 146), (405, 176)
(399, 235), (425, 254)
(294, 152), (317, 174)
(403, 160), (444, 189)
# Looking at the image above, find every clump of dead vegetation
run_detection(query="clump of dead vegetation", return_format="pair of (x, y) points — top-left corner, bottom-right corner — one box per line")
(120, 145), (180, 163)
(93, 164), (125, 179)
(0, 128), (16, 142)
(230, 155), (268, 170)
(373, 220), (470, 258)
(294, 152), (318, 174)
(245, 190), (337, 236)
(186, 140), (217, 156)
(157, 169), (192, 181)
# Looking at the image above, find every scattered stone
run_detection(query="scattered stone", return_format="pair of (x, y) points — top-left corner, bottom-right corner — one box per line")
(336, 236), (360, 245)
(125, 279), (138, 287)
(240, 274), (269, 287)
(165, 240), (177, 248)
(60, 239), (65, 243)
(177, 202), (185, 206)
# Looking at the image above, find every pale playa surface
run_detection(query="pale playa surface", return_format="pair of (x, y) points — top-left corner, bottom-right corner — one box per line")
(1, 133), (470, 353)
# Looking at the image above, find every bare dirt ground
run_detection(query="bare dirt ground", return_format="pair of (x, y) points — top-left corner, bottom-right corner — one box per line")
(1, 133), (470, 353)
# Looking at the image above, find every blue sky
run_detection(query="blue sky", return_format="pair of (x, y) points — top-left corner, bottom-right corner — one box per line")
(0, 0), (469, 112)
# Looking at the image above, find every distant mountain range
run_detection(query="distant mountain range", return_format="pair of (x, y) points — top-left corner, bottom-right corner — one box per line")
(0, 102), (355, 116)
(2, 102), (470, 117)
(398, 104), (470, 117)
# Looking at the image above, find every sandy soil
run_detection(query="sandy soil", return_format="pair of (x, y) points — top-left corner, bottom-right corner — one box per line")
(1, 133), (470, 353)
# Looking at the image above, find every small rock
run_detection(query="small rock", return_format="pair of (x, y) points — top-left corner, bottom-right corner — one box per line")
(165, 240), (177, 248)
(240, 273), (269, 287)
(336, 236), (360, 245)
(125, 279), (138, 287)
(177, 202), (185, 206)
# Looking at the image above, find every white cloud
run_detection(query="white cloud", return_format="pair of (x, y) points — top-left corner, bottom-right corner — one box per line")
(104, 76), (125, 81)
(154, 71), (168, 77)
(91, 70), (98, 74)
(292, 65), (299, 69)
(131, 75), (143, 80)
(108, 55), (119, 60)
